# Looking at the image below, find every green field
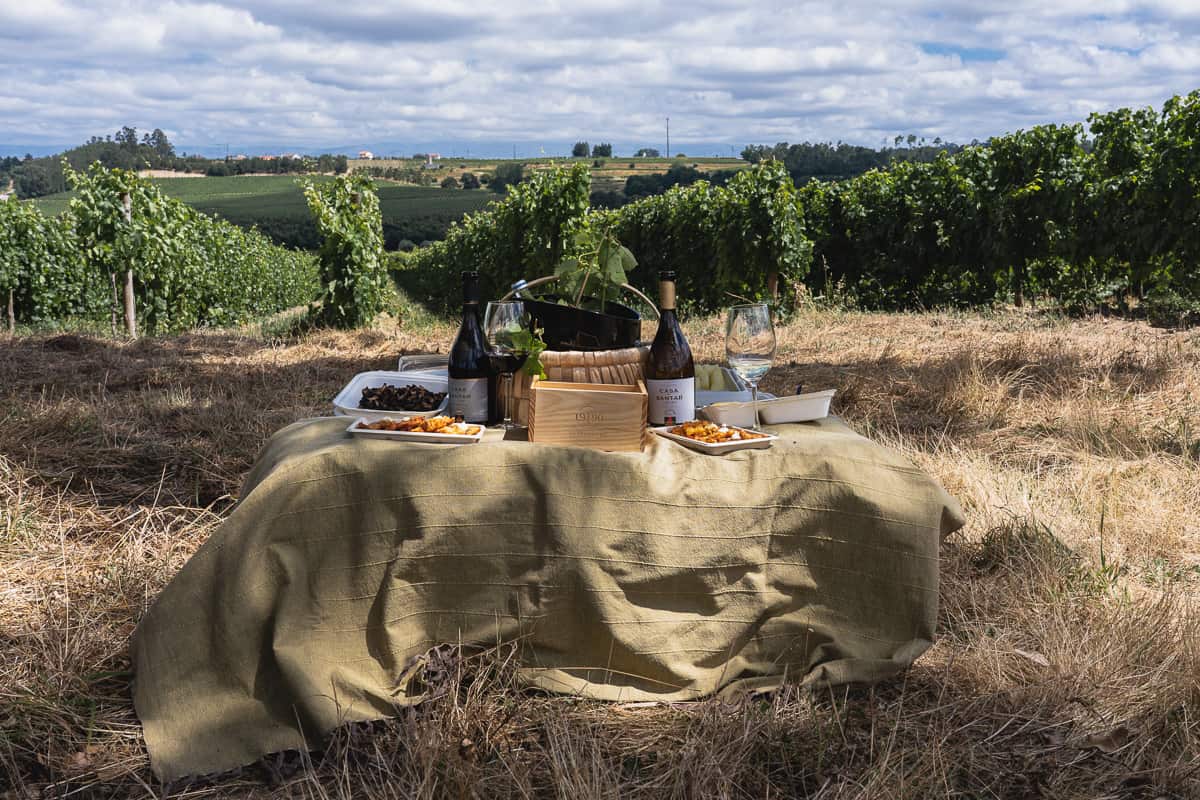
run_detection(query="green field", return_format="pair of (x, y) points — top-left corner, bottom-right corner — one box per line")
(34, 175), (495, 249)
(31, 159), (746, 250)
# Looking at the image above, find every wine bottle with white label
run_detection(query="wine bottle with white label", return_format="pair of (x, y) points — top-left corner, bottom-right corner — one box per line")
(645, 270), (695, 425)
(447, 271), (493, 423)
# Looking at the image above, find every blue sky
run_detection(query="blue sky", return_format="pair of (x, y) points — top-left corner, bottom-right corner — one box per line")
(1, 0), (1198, 157)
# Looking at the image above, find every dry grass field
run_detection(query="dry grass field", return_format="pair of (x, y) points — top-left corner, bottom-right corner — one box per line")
(1, 306), (1198, 798)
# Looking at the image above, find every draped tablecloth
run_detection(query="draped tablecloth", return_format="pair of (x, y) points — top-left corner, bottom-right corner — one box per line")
(132, 416), (964, 779)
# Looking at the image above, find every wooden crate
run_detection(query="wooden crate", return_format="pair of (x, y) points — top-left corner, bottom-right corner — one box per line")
(528, 378), (647, 452)
(512, 346), (648, 426)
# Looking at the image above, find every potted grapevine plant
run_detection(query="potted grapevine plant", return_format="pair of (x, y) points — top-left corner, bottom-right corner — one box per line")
(522, 222), (646, 351)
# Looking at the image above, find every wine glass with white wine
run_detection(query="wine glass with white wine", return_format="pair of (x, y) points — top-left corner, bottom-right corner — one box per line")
(725, 303), (776, 430)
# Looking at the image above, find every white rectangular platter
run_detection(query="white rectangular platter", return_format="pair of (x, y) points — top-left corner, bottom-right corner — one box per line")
(346, 417), (484, 445)
(651, 425), (778, 454)
(701, 389), (835, 427)
(333, 371), (449, 422)
(758, 389), (835, 424)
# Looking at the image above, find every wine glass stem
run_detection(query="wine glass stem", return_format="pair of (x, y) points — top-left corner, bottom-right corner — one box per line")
(505, 372), (515, 427)
(750, 382), (760, 430)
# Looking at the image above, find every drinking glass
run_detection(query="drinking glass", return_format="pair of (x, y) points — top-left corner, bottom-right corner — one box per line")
(484, 300), (527, 429)
(725, 303), (776, 430)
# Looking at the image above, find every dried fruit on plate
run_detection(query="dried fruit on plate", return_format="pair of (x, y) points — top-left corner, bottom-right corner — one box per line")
(668, 420), (768, 443)
(360, 384), (447, 411)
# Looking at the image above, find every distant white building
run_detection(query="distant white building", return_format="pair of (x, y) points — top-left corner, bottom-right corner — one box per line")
(358, 150), (374, 160)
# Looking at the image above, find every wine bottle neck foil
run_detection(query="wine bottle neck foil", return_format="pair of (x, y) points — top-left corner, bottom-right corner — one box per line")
(659, 281), (676, 311)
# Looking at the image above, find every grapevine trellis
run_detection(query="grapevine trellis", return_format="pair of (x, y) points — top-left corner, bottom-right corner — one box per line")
(0, 163), (319, 334)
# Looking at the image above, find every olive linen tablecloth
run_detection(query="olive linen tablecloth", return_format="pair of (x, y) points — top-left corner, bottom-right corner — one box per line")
(132, 416), (964, 780)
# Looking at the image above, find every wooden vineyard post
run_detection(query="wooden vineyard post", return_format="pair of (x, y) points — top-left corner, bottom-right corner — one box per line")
(7, 288), (13, 333)
(767, 270), (779, 302)
(120, 192), (137, 339)
(110, 272), (119, 337)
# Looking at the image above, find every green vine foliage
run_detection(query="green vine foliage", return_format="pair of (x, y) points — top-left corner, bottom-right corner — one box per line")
(55, 161), (318, 332)
(398, 164), (592, 312)
(399, 161), (812, 315)
(0, 199), (94, 323)
(302, 175), (387, 328)
(798, 91), (1200, 315)
(599, 160), (811, 311)
(553, 223), (636, 312)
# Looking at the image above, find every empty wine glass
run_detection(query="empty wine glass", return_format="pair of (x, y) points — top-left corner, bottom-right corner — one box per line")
(484, 300), (526, 429)
(725, 303), (776, 430)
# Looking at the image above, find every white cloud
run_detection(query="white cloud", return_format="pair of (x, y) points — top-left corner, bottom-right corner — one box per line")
(0, 0), (1196, 154)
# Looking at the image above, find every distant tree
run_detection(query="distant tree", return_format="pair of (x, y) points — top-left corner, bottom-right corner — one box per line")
(148, 128), (174, 162)
(624, 163), (703, 199)
(740, 144), (770, 163)
(634, 147), (660, 158)
(460, 171), (481, 190)
(589, 189), (626, 209)
(572, 141), (590, 158)
(116, 126), (139, 150)
(592, 142), (613, 157)
(440, 175), (460, 189)
(491, 162), (524, 194)
(13, 164), (53, 198)
(675, 152), (686, 158)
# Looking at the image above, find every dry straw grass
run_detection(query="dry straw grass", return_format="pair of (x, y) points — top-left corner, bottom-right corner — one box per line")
(2, 308), (1198, 798)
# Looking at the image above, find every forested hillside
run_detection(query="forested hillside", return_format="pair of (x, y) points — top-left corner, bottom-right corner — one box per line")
(0, 127), (347, 199)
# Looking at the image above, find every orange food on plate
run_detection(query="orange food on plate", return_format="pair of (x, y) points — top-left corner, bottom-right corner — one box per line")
(668, 420), (767, 443)
(357, 416), (482, 436)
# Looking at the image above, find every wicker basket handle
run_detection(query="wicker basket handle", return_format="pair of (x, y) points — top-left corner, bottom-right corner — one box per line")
(501, 276), (660, 320)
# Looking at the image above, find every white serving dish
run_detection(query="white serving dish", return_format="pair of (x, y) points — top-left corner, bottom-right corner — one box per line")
(346, 417), (485, 445)
(701, 389), (836, 427)
(759, 389), (835, 424)
(699, 401), (758, 428)
(333, 371), (449, 422)
(651, 425), (778, 454)
(397, 353), (449, 376)
(695, 366), (776, 409)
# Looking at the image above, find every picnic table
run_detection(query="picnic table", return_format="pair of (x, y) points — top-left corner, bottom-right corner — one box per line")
(132, 416), (964, 780)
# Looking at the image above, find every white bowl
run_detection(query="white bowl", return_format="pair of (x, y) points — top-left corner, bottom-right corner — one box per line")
(700, 389), (835, 427)
(333, 371), (449, 422)
(699, 401), (758, 428)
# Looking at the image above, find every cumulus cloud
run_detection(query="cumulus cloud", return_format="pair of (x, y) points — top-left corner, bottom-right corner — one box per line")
(0, 0), (1196, 154)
